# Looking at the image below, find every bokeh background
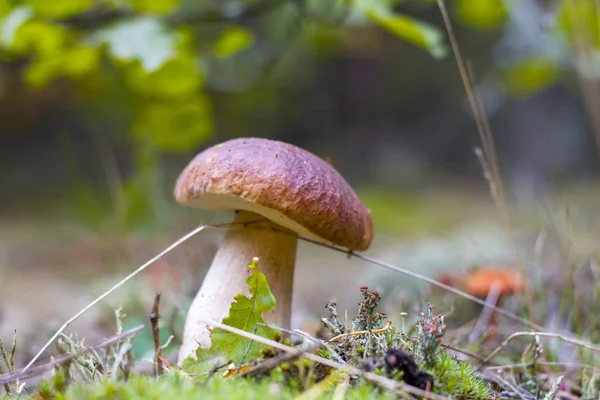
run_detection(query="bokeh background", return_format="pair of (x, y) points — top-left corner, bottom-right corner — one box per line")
(1, 0), (599, 366)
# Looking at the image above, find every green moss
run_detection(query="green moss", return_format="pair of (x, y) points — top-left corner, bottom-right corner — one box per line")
(56, 372), (292, 400)
(25, 371), (400, 400)
(429, 352), (492, 399)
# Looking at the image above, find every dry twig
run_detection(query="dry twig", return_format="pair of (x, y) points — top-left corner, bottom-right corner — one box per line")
(301, 236), (544, 331)
(479, 331), (600, 367)
(150, 293), (163, 377)
(239, 343), (318, 378)
(475, 370), (534, 400)
(485, 361), (600, 373)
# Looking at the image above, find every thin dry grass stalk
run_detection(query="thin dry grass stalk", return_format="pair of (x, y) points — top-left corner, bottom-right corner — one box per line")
(0, 332), (16, 394)
(238, 344), (316, 378)
(21, 224), (208, 373)
(436, 0), (538, 321)
(569, 0), (600, 162)
(300, 236), (544, 331)
(485, 361), (600, 374)
(479, 331), (600, 368)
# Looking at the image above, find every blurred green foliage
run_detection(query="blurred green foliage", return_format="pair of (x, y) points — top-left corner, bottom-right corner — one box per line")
(0, 0), (597, 233)
(0, 0), (451, 232)
(455, 0), (506, 30)
(212, 26), (255, 59)
(503, 57), (561, 98)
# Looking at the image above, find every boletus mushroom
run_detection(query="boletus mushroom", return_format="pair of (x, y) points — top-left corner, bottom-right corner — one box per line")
(174, 137), (373, 362)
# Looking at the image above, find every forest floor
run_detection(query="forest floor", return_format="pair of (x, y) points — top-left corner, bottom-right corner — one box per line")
(1, 183), (599, 398)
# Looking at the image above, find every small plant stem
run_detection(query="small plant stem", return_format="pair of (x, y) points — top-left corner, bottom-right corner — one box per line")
(543, 375), (564, 400)
(558, 206), (575, 324)
(110, 342), (132, 381)
(0, 338), (10, 394)
(479, 331), (600, 368)
(438, 342), (486, 362)
(150, 293), (163, 377)
(326, 321), (392, 344)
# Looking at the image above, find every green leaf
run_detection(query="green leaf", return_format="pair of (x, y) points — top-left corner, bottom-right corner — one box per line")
(96, 16), (176, 72)
(212, 26), (255, 59)
(130, 0), (180, 15)
(125, 56), (203, 97)
(132, 95), (214, 152)
(0, 0), (10, 16)
(455, 0), (507, 30)
(24, 0), (93, 19)
(0, 6), (33, 48)
(503, 58), (560, 98)
(365, 8), (447, 59)
(182, 258), (277, 374)
(24, 45), (99, 88)
(4, 19), (68, 56)
(557, 0), (600, 48)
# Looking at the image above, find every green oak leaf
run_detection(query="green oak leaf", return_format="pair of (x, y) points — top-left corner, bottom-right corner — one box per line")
(182, 258), (277, 374)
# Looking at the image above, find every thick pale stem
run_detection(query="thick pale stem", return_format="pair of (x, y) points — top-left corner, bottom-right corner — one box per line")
(177, 210), (298, 363)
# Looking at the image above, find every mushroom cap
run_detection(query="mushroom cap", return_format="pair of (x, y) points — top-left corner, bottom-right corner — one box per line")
(465, 268), (523, 297)
(174, 137), (374, 251)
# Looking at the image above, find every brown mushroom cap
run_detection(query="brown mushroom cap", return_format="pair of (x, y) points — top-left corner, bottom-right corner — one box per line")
(465, 268), (523, 298)
(174, 137), (374, 251)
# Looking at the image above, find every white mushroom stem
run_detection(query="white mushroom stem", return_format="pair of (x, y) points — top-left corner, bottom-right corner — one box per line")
(177, 210), (298, 364)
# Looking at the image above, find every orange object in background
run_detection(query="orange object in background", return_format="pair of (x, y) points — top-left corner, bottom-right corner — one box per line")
(435, 266), (523, 338)
(465, 267), (523, 330)
(465, 268), (523, 298)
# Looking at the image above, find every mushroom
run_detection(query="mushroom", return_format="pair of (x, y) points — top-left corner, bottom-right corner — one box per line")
(465, 267), (523, 326)
(174, 137), (374, 362)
